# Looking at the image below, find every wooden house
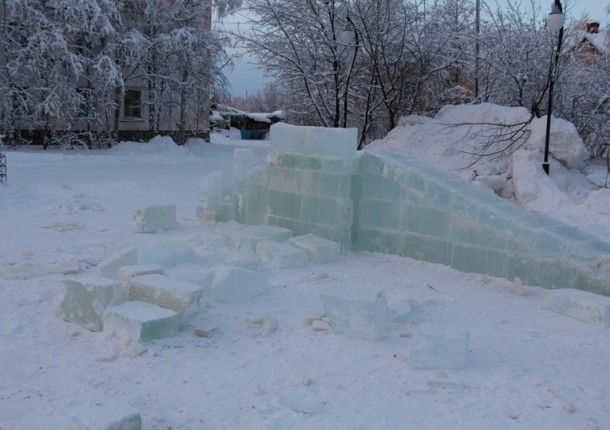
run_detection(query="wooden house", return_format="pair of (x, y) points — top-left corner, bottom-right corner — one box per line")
(211, 104), (284, 140)
(571, 21), (609, 66)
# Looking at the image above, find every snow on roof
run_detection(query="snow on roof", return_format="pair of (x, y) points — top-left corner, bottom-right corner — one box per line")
(246, 111), (285, 123)
(573, 29), (610, 56)
(212, 104), (284, 123)
(585, 30), (610, 55)
(210, 111), (224, 121)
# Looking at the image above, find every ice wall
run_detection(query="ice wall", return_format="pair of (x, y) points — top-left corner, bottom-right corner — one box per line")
(206, 123), (360, 247)
(205, 148), (267, 225)
(264, 123), (360, 247)
(357, 152), (610, 296)
(205, 124), (610, 296)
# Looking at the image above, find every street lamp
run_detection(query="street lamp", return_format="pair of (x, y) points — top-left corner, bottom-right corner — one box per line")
(542, 0), (565, 175)
(338, 15), (358, 129)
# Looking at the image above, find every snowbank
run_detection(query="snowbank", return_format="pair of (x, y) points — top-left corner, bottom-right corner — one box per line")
(367, 102), (607, 242)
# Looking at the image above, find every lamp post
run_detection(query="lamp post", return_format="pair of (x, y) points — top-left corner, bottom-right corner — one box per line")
(542, 0), (565, 175)
(338, 15), (358, 129)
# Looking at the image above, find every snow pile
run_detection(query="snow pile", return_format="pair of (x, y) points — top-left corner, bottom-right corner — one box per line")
(367, 102), (608, 242)
(109, 135), (188, 157)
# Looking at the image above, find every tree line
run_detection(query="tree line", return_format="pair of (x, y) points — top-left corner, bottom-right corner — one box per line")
(232, 0), (610, 159)
(1, 0), (608, 161)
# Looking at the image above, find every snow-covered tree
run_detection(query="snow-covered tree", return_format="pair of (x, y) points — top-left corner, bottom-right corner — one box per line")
(555, 25), (610, 161)
(0, 0), (240, 147)
(0, 0), (76, 145)
(118, 0), (235, 143)
(474, 1), (550, 110)
(52, 0), (123, 147)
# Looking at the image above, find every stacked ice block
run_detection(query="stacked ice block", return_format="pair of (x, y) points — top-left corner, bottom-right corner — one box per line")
(205, 123), (360, 248)
(357, 152), (610, 295)
(205, 149), (267, 225)
(265, 123), (360, 248)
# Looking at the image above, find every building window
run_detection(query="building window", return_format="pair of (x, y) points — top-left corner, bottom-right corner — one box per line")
(124, 90), (142, 119)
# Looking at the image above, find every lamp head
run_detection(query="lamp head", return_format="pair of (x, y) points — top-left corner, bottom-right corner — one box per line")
(546, 1), (565, 32)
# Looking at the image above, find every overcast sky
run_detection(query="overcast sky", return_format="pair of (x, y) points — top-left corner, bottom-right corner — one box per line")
(567, 0), (608, 24)
(220, 0), (609, 98)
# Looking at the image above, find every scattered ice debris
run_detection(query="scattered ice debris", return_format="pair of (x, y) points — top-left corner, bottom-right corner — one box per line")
(56, 276), (125, 332)
(210, 266), (270, 303)
(103, 301), (180, 346)
(544, 288), (610, 328)
(248, 314), (279, 336)
(132, 204), (177, 233)
(320, 284), (391, 342)
(511, 276), (525, 296)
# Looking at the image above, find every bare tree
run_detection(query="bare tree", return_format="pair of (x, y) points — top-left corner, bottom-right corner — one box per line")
(236, 0), (361, 129)
(234, 0), (473, 145)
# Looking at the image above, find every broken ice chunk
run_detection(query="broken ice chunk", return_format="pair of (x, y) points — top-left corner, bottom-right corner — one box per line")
(256, 240), (310, 268)
(57, 276), (125, 332)
(117, 264), (164, 288)
(269, 122), (358, 159)
(408, 324), (470, 369)
(227, 242), (261, 271)
(138, 242), (200, 268)
(222, 223), (293, 250)
(126, 273), (204, 328)
(544, 288), (610, 328)
(168, 265), (215, 293)
(320, 284), (391, 341)
(103, 301), (179, 343)
(95, 247), (138, 280)
(132, 204), (176, 233)
(289, 234), (341, 263)
(389, 299), (412, 324)
(209, 266), (269, 303)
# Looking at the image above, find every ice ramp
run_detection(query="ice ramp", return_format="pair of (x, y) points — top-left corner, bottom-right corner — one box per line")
(204, 123), (610, 296)
(357, 151), (610, 296)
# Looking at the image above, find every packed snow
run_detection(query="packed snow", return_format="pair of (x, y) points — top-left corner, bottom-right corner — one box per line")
(1, 110), (609, 429)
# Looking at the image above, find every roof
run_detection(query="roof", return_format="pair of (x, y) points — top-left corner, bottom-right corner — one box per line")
(574, 29), (610, 56)
(211, 103), (284, 124)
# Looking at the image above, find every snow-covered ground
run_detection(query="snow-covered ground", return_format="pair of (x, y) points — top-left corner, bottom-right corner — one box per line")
(1, 116), (609, 429)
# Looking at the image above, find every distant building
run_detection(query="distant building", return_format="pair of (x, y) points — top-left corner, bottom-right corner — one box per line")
(211, 103), (284, 140)
(570, 21), (609, 66)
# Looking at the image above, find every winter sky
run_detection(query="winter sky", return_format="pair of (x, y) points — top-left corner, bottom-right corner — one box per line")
(220, 0), (609, 98)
